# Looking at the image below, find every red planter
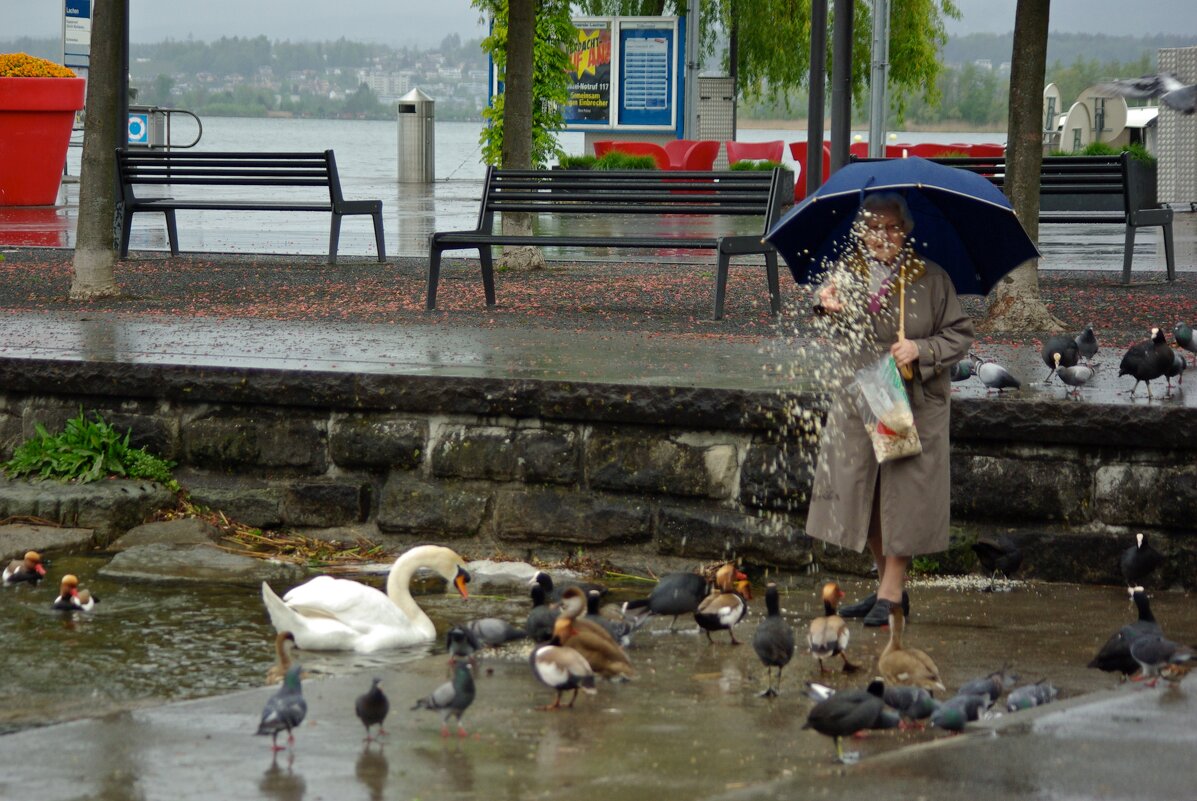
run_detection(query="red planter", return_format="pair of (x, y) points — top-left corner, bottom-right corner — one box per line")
(0, 77), (86, 206)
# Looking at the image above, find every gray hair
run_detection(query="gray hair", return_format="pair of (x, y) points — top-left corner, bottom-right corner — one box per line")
(857, 192), (914, 234)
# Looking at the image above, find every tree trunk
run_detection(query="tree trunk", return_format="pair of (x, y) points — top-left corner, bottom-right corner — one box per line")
(979, 0), (1065, 334)
(70, 0), (125, 300)
(498, 0), (541, 268)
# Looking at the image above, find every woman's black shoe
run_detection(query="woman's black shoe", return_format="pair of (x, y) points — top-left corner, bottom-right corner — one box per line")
(861, 591), (911, 627)
(839, 592), (878, 618)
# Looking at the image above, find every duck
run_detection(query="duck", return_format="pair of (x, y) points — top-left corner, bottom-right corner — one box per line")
(355, 677), (389, 742)
(525, 584), (557, 644)
(1175, 322), (1196, 365)
(877, 603), (945, 692)
(1041, 334), (1079, 383)
(1118, 327), (1174, 397)
(971, 535), (1023, 591)
(266, 631), (298, 684)
(529, 636), (597, 710)
(532, 570), (607, 604)
(1054, 353), (1095, 397)
(753, 582), (796, 696)
(975, 358), (1021, 393)
(1088, 586), (1162, 676)
(1129, 635), (1194, 688)
(412, 659), (476, 737)
(51, 574), (99, 611)
(807, 581), (858, 674)
(1121, 533), (1164, 587)
(552, 588), (634, 680)
(260, 544), (470, 653)
(802, 679), (895, 763)
(3, 551), (46, 585)
(1075, 324), (1099, 364)
(256, 664), (307, 751)
(694, 563), (750, 645)
(621, 570), (709, 631)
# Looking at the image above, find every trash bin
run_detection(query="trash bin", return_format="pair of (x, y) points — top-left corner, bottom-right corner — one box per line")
(397, 88), (435, 183)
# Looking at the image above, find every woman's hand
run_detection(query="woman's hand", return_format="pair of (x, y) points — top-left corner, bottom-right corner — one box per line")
(817, 284), (843, 313)
(891, 337), (919, 368)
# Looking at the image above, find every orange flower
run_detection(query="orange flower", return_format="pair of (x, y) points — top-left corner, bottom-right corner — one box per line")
(0, 53), (77, 78)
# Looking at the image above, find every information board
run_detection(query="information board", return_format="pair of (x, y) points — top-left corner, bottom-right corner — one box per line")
(618, 25), (673, 128)
(63, 0), (92, 73)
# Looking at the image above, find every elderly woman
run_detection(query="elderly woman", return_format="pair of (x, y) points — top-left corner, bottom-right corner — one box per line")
(807, 192), (974, 626)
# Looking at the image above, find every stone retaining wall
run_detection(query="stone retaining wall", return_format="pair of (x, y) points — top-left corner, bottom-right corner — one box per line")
(0, 358), (1194, 585)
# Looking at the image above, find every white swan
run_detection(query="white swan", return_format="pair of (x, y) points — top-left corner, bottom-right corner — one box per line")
(261, 545), (470, 653)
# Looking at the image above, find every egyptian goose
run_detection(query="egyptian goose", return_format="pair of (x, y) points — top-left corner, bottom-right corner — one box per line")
(355, 677), (389, 741)
(694, 563), (749, 645)
(257, 664), (307, 751)
(3, 551), (46, 585)
(412, 660), (476, 737)
(266, 631), (298, 684)
(877, 603), (945, 692)
(553, 588), (634, 680)
(51, 574), (99, 611)
(752, 582), (795, 696)
(260, 545), (470, 653)
(621, 570), (709, 631)
(529, 636), (597, 710)
(807, 581), (858, 673)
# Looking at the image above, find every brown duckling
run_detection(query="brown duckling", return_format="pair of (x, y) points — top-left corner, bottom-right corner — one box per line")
(807, 581), (859, 674)
(877, 603), (945, 692)
(554, 588), (635, 680)
(694, 563), (750, 645)
(266, 631), (298, 684)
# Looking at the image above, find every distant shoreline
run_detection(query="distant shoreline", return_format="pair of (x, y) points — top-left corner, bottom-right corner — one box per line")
(742, 118), (1007, 134)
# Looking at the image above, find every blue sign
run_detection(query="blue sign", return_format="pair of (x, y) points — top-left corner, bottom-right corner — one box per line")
(128, 113), (149, 145)
(618, 26), (675, 128)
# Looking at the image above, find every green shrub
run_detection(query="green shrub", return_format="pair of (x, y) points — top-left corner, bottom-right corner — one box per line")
(558, 154), (597, 170)
(1057, 141), (1156, 164)
(2, 408), (179, 490)
(730, 159), (790, 171)
(935, 150), (972, 159)
(1080, 141), (1120, 156)
(594, 151), (657, 170)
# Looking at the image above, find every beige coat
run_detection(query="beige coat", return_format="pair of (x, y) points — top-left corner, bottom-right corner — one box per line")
(805, 259), (974, 556)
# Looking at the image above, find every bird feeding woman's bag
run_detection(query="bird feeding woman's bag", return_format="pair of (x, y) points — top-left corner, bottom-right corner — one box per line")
(853, 354), (922, 462)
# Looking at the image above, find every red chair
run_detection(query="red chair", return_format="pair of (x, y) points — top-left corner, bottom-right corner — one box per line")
(850, 141), (869, 159)
(788, 140), (831, 201)
(664, 139), (697, 169)
(969, 143), (1006, 157)
(674, 140), (720, 171)
(605, 141), (671, 170)
(726, 139), (785, 165)
(907, 142), (959, 158)
(593, 140), (614, 157)
(886, 143), (913, 158)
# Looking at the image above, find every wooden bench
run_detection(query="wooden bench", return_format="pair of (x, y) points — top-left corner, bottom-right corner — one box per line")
(852, 152), (1174, 284)
(426, 167), (788, 319)
(115, 149), (385, 264)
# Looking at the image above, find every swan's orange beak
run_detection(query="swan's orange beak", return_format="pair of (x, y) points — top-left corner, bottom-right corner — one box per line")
(453, 566), (470, 599)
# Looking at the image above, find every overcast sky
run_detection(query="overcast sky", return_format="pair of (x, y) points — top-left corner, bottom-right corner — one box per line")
(6, 0), (1194, 45)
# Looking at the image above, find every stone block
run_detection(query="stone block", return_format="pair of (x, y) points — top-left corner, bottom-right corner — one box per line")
(0, 477), (175, 544)
(951, 452), (1092, 524)
(377, 474), (490, 537)
(739, 438), (815, 511)
(433, 424), (580, 484)
(494, 487), (652, 545)
(110, 518), (222, 551)
(181, 474), (283, 529)
(180, 408), (327, 473)
(329, 414), (426, 469)
(99, 543), (305, 585)
(1095, 463), (1197, 529)
(280, 480), (368, 527)
(0, 406), (23, 461)
(656, 504), (812, 568)
(585, 428), (739, 499)
(0, 523), (96, 561)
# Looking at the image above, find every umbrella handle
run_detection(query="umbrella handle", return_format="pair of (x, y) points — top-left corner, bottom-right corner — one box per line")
(898, 268), (914, 380)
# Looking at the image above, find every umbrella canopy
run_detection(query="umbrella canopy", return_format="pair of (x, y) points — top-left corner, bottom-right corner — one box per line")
(765, 157), (1040, 296)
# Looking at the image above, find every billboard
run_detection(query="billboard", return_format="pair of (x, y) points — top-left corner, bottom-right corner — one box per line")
(564, 20), (613, 126)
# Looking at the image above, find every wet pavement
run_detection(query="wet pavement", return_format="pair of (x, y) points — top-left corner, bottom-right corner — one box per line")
(1, 575), (1194, 801)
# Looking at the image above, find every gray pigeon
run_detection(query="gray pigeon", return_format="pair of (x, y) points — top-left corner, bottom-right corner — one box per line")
(1164, 349), (1186, 388)
(1097, 72), (1197, 114)
(883, 684), (940, 726)
(1130, 635), (1194, 687)
(413, 659), (476, 737)
(463, 617), (526, 647)
(1175, 322), (1196, 365)
(929, 693), (987, 732)
(976, 360), (1021, 393)
(354, 677), (389, 742)
(1055, 355), (1095, 397)
(1042, 335), (1079, 383)
(1075, 324), (1099, 364)
(1006, 680), (1058, 712)
(256, 664), (307, 751)
(957, 667), (1019, 707)
(446, 625), (479, 668)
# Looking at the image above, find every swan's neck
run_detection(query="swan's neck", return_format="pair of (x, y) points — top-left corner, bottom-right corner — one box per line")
(385, 552), (433, 626)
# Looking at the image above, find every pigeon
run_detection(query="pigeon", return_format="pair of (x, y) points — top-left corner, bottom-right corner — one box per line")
(753, 582), (796, 697)
(1075, 324), (1099, 364)
(3, 551), (46, 585)
(971, 535), (1023, 591)
(445, 625), (480, 669)
(1088, 586), (1163, 676)
(1118, 327), (1174, 397)
(525, 584), (558, 644)
(1042, 334), (1079, 383)
(1164, 349), (1186, 388)
(1175, 322), (1196, 365)
(1129, 635), (1195, 687)
(585, 589), (636, 647)
(883, 684), (940, 728)
(463, 618), (527, 647)
(354, 677), (389, 742)
(1121, 533), (1164, 587)
(803, 679), (897, 762)
(1097, 72), (1197, 115)
(975, 359), (1021, 393)
(1006, 680), (1058, 712)
(929, 693), (987, 732)
(957, 666), (1019, 707)
(1055, 354), (1095, 398)
(413, 659), (476, 737)
(950, 359), (974, 382)
(256, 664), (307, 751)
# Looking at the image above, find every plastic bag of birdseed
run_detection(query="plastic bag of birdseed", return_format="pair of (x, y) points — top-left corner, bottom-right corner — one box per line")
(853, 354), (921, 462)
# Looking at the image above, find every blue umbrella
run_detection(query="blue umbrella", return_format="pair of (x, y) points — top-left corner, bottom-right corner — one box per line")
(765, 157), (1040, 295)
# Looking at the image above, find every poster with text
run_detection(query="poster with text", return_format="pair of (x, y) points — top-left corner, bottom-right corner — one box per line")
(564, 20), (613, 126)
(618, 25), (674, 128)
